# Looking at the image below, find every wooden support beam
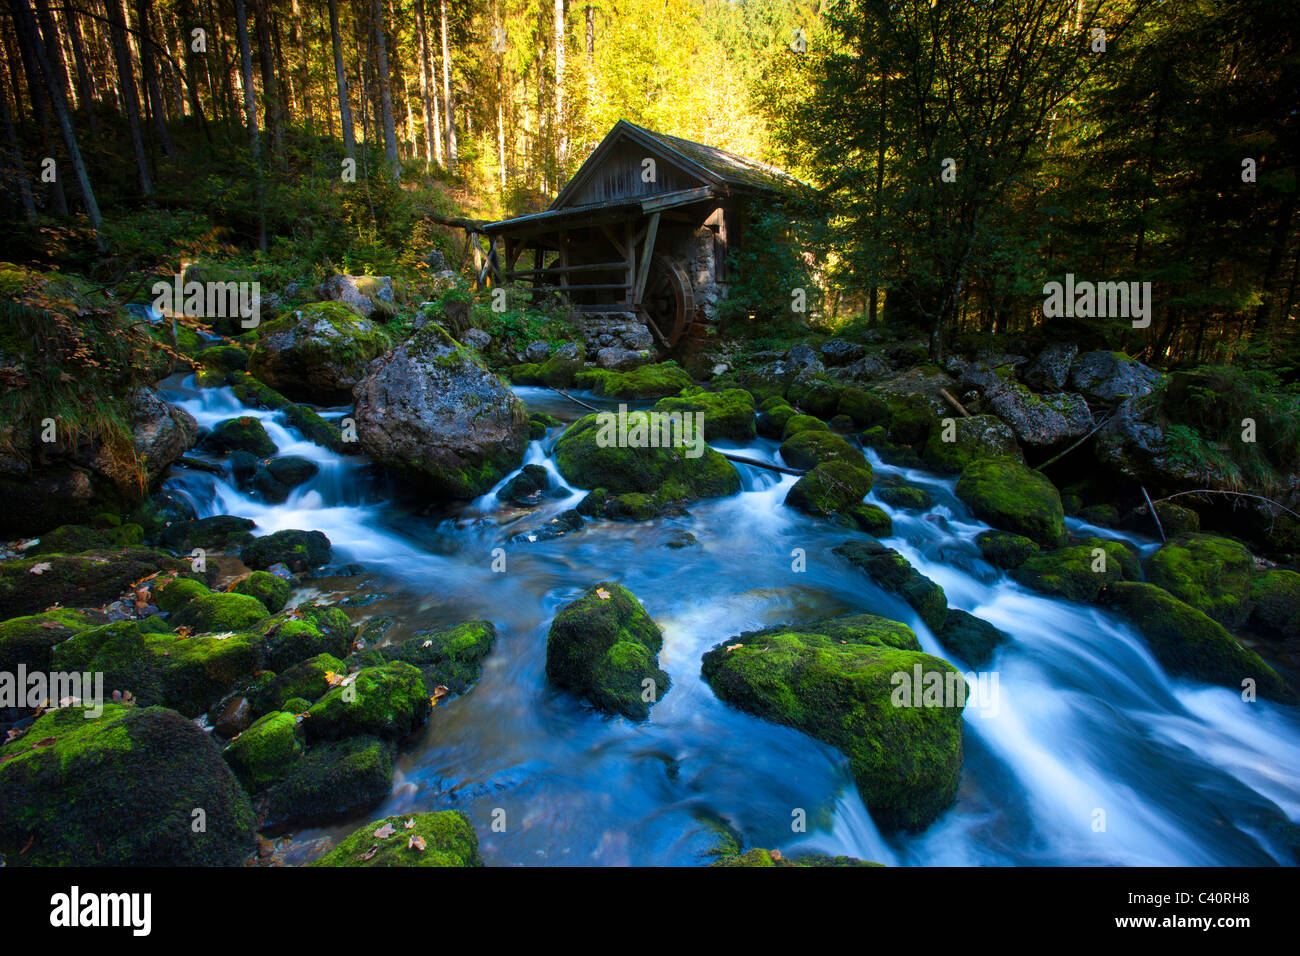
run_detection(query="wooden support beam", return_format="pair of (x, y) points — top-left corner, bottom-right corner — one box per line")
(633, 212), (660, 304)
(504, 261), (627, 277)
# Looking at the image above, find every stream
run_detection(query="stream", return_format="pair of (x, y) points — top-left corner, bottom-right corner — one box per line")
(156, 374), (1300, 867)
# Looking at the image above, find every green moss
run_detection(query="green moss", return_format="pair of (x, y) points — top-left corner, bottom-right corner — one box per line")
(234, 571), (291, 614)
(1145, 534), (1255, 628)
(885, 397), (938, 446)
(837, 387), (890, 427)
(248, 653), (346, 714)
(305, 661), (431, 740)
(781, 413), (830, 441)
(282, 404), (347, 452)
(240, 529), (331, 572)
(202, 416), (276, 456)
(264, 735), (394, 828)
(606, 492), (659, 521)
(921, 415), (1023, 474)
(506, 362), (544, 385)
(1104, 582), (1288, 700)
(877, 486), (933, 511)
(976, 531), (1040, 569)
(955, 459), (1066, 548)
(223, 710), (302, 792)
(1012, 538), (1139, 604)
(538, 343), (585, 388)
(353, 620), (495, 694)
(172, 592), (270, 633)
(0, 704), (255, 865)
(785, 460), (874, 519)
(756, 400), (797, 439)
(546, 582), (669, 720)
(835, 540), (949, 633)
(154, 576), (211, 613)
(785, 375), (842, 418)
(0, 609), (91, 672)
(311, 810), (481, 867)
(554, 411), (740, 499)
(31, 522), (144, 555)
(0, 548), (186, 619)
(1248, 569), (1300, 640)
(779, 430), (868, 471)
(936, 609), (1008, 668)
(849, 503), (893, 536)
(574, 362), (693, 398)
(229, 371), (292, 410)
(195, 345), (249, 373)
(702, 613), (964, 832)
(260, 606), (352, 671)
(653, 388), (757, 441)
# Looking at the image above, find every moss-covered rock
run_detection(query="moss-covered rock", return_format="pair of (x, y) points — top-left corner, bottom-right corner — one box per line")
(250, 301), (391, 404)
(701, 613), (965, 832)
(311, 811), (481, 867)
(155, 576), (211, 613)
(545, 583), (669, 720)
(786, 375), (842, 418)
(553, 411), (740, 499)
(877, 485), (933, 511)
(234, 570), (291, 614)
(1012, 538), (1139, 604)
(53, 621), (264, 717)
(172, 592), (270, 632)
(506, 362), (544, 385)
(30, 522), (144, 556)
(849, 503), (894, 536)
(351, 620), (495, 694)
(0, 704), (256, 865)
(1145, 534), (1255, 628)
(1102, 582), (1287, 700)
(264, 735), (394, 828)
(240, 529), (331, 572)
(305, 661), (431, 740)
(202, 416), (276, 457)
(282, 404), (348, 453)
(976, 531), (1040, 569)
(157, 515), (257, 553)
(653, 388), (756, 441)
(196, 345), (249, 373)
(538, 342), (585, 388)
(781, 414), (830, 441)
(223, 710), (302, 792)
(779, 430), (868, 472)
(0, 547), (186, 619)
(710, 847), (883, 867)
(835, 540), (949, 632)
(837, 387), (890, 428)
(756, 400), (797, 439)
(1248, 569), (1300, 641)
(574, 362), (693, 398)
(955, 459), (1066, 548)
(248, 653), (345, 714)
(936, 609), (1009, 668)
(921, 415), (1023, 474)
(785, 460), (874, 520)
(259, 604), (352, 671)
(0, 609), (91, 672)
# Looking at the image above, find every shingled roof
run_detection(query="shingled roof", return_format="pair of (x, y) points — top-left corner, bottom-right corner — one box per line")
(549, 119), (801, 210)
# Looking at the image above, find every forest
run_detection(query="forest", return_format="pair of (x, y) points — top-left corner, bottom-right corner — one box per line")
(0, 0), (1298, 878)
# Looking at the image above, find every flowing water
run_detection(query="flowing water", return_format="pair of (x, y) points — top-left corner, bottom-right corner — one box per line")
(157, 375), (1300, 867)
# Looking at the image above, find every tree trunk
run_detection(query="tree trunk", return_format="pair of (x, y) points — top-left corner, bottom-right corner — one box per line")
(370, 0), (399, 178)
(11, 0), (68, 214)
(0, 62), (37, 221)
(585, 5), (594, 108)
(439, 0), (456, 168)
(106, 0), (151, 195)
(414, 0), (437, 166)
(136, 0), (174, 156)
(327, 0), (355, 155)
(554, 0), (565, 163)
(13, 0), (101, 239)
(231, 0), (265, 250)
(252, 0), (283, 165)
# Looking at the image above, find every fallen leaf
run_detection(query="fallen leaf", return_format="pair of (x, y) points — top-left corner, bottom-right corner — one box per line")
(374, 823), (396, 839)
(422, 639), (433, 648)
(323, 670), (345, 687)
(771, 849), (783, 860)
(404, 818), (415, 830)
(408, 835), (426, 851)
(725, 643), (744, 652)
(360, 844), (379, 861)
(29, 562), (51, 575)
(596, 587), (611, 600)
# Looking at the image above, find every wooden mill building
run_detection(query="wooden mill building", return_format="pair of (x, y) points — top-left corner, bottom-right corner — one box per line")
(479, 120), (800, 349)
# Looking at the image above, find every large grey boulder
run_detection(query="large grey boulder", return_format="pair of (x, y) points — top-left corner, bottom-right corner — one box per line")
(353, 324), (529, 498)
(130, 387), (198, 483)
(250, 302), (390, 404)
(1068, 351), (1161, 404)
(316, 274), (396, 320)
(1022, 342), (1078, 392)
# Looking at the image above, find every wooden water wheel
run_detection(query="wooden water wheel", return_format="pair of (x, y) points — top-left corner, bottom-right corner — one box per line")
(640, 255), (695, 348)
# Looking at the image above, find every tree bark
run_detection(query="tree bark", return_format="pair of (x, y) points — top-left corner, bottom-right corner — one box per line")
(11, 0), (68, 213)
(370, 0), (399, 177)
(414, 0), (438, 166)
(326, 0), (355, 155)
(136, 0), (175, 156)
(106, 0), (152, 195)
(439, 0), (456, 168)
(554, 0), (565, 163)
